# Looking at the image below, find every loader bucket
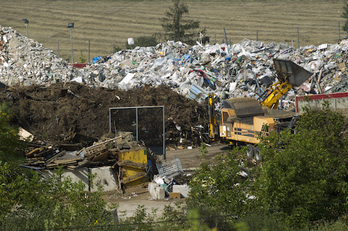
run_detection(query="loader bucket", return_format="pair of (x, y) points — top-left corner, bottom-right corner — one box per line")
(273, 58), (313, 87)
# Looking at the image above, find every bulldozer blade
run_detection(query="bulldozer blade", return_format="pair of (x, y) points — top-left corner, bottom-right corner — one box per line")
(273, 58), (313, 87)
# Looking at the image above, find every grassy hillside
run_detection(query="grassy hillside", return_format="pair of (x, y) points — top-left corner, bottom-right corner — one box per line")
(0, 0), (345, 62)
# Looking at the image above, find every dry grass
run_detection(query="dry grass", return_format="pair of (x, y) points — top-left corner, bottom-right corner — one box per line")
(0, 0), (346, 62)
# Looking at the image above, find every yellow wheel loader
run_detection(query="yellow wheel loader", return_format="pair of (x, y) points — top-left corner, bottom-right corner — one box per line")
(208, 59), (312, 157)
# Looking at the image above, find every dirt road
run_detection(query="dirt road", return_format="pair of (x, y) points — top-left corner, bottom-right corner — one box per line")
(165, 143), (230, 169)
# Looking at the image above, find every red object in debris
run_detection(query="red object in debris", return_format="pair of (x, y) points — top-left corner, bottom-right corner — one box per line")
(71, 63), (88, 68)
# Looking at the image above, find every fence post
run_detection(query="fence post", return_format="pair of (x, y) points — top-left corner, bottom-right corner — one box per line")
(223, 27), (228, 45)
(88, 39), (90, 63)
(57, 39), (60, 57)
(297, 25), (300, 49)
(113, 209), (118, 225)
(338, 21), (341, 41)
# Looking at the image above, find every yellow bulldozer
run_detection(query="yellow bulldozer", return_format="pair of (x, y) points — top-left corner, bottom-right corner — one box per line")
(208, 59), (313, 157)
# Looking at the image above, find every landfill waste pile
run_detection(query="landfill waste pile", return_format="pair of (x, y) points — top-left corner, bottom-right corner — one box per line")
(2, 26), (348, 146)
(0, 27), (80, 86)
(24, 132), (139, 169)
(2, 26), (348, 109)
(23, 131), (162, 192)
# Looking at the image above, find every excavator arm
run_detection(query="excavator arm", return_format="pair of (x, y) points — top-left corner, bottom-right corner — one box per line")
(260, 58), (313, 109)
(261, 81), (293, 109)
(206, 59), (312, 143)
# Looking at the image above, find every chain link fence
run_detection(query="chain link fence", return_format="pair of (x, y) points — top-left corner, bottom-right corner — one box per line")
(109, 106), (165, 157)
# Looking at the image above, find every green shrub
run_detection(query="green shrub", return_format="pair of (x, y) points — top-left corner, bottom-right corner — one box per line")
(253, 104), (348, 228)
(126, 34), (159, 49)
(0, 165), (113, 230)
(0, 103), (22, 161)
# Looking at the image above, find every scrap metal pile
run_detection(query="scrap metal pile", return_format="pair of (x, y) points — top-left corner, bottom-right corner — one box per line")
(25, 133), (134, 169)
(23, 132), (153, 189)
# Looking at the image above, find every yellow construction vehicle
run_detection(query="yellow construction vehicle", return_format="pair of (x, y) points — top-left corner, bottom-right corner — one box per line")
(208, 59), (312, 155)
(260, 58), (313, 109)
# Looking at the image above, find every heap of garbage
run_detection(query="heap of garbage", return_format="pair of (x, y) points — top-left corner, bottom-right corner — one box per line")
(23, 132), (159, 192)
(0, 27), (80, 86)
(2, 26), (348, 110)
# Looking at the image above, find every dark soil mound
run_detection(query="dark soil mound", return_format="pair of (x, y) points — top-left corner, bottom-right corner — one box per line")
(0, 82), (209, 148)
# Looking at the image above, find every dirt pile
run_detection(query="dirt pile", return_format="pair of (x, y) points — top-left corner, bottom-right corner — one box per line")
(0, 82), (208, 148)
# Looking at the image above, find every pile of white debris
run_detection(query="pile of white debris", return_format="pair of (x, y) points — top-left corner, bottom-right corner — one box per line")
(1, 26), (348, 109)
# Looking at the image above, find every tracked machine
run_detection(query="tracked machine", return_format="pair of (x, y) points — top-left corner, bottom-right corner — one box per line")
(208, 59), (313, 157)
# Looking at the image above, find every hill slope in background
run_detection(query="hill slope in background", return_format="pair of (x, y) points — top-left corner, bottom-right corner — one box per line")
(0, 0), (345, 62)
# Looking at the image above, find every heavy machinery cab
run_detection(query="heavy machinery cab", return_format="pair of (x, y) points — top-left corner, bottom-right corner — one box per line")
(219, 97), (277, 144)
(207, 59), (312, 145)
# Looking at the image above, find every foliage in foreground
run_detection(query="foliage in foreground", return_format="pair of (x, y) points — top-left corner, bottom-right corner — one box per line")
(185, 103), (348, 230)
(0, 103), (23, 161)
(0, 164), (113, 230)
(253, 104), (348, 227)
(187, 145), (255, 229)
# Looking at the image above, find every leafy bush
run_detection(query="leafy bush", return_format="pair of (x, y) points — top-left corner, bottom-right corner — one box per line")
(126, 34), (159, 49)
(187, 144), (254, 229)
(0, 165), (113, 230)
(117, 204), (217, 231)
(253, 104), (348, 228)
(0, 103), (22, 161)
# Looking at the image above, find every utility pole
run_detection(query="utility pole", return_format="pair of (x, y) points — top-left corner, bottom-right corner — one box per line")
(22, 18), (29, 37)
(68, 23), (74, 63)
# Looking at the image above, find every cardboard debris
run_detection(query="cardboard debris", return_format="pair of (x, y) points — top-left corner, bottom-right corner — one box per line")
(18, 127), (34, 142)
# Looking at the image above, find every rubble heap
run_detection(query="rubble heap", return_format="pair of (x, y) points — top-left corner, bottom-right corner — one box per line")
(23, 132), (154, 191)
(2, 25), (348, 147)
(24, 133), (139, 169)
(0, 27), (80, 86)
(2, 26), (348, 111)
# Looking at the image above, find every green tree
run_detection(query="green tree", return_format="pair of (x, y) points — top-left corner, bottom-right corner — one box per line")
(1, 165), (113, 230)
(0, 105), (113, 230)
(342, 2), (348, 33)
(253, 104), (348, 228)
(187, 144), (254, 229)
(160, 0), (200, 44)
(0, 103), (22, 161)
